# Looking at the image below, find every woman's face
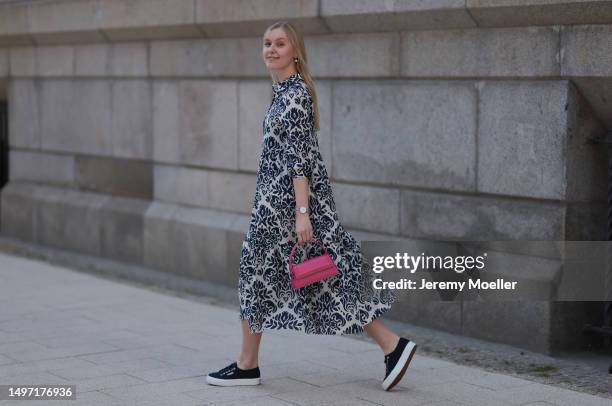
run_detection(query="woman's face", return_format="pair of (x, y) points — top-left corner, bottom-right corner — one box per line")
(262, 28), (295, 75)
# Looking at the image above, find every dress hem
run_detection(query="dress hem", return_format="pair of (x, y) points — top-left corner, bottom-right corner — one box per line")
(238, 301), (394, 336)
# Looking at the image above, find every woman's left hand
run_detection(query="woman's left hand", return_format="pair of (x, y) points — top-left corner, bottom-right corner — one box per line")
(295, 213), (313, 244)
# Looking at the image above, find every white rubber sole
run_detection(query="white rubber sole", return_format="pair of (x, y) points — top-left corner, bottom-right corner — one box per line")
(382, 341), (417, 391)
(206, 375), (261, 386)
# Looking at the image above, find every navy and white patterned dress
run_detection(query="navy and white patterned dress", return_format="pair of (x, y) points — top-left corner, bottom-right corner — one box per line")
(238, 72), (396, 335)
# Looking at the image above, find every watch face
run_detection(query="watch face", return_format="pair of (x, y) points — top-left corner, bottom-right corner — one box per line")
(299, 207), (307, 213)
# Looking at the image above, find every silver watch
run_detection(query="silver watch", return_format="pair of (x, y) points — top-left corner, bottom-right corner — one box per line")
(296, 206), (309, 214)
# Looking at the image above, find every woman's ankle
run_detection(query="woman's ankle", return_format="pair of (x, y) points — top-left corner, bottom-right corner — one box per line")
(383, 335), (401, 355)
(237, 358), (258, 369)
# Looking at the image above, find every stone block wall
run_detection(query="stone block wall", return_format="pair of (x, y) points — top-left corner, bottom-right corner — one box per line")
(0, 0), (610, 354)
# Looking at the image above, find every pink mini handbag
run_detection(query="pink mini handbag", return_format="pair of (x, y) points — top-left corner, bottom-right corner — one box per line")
(289, 239), (339, 289)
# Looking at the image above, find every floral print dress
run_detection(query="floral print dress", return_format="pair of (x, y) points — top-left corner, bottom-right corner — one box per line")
(238, 72), (397, 335)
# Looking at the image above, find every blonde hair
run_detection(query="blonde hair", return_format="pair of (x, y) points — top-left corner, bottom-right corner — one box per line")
(264, 21), (320, 132)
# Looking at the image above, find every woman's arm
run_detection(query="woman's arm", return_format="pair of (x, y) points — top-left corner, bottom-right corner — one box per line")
(281, 88), (315, 244)
(293, 176), (312, 244)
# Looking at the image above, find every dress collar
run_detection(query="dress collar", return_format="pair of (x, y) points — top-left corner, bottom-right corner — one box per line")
(272, 72), (302, 95)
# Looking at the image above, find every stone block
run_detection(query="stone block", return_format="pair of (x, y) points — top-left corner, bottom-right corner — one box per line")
(75, 155), (153, 199)
(35, 186), (107, 256)
(150, 37), (267, 77)
(389, 297), (462, 334)
(238, 79), (272, 172)
(400, 190), (564, 240)
(0, 48), (8, 77)
(196, 0), (318, 23)
(98, 0), (201, 41)
(28, 0), (104, 44)
(155, 165), (255, 213)
(0, 181), (37, 241)
(208, 170), (256, 213)
(171, 207), (231, 282)
(332, 181), (400, 235)
(312, 80), (333, 175)
(145, 203), (240, 283)
(0, 3), (31, 47)
(226, 215), (249, 280)
(477, 81), (568, 200)
(321, 0), (475, 33)
(143, 201), (180, 272)
(36, 45), (74, 77)
(196, 0), (325, 37)
(561, 24), (612, 76)
(111, 80), (152, 159)
(153, 79), (239, 168)
(8, 79), (41, 149)
(74, 43), (111, 76)
(202, 21), (327, 39)
(231, 213), (250, 235)
(332, 80), (477, 190)
(568, 77), (612, 131)
(153, 80), (180, 163)
(462, 300), (551, 354)
(565, 202), (607, 241)
(9, 150), (74, 186)
(468, 0), (612, 27)
(0, 36), (31, 49)
(9, 47), (36, 77)
(308, 32), (400, 77)
(469, 241), (563, 263)
(40, 80), (113, 156)
(565, 81), (607, 203)
(109, 43), (148, 77)
(201, 20), (327, 39)
(350, 227), (408, 242)
(99, 195), (150, 264)
(471, 249), (562, 301)
(401, 26), (559, 77)
(74, 42), (148, 77)
(153, 164), (209, 208)
(178, 80), (238, 169)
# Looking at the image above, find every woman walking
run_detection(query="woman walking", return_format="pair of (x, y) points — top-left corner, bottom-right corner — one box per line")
(206, 21), (417, 392)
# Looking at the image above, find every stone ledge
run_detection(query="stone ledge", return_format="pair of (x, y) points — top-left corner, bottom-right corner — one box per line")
(468, 0), (612, 28)
(0, 25), (606, 81)
(0, 0), (611, 45)
(0, 181), (249, 279)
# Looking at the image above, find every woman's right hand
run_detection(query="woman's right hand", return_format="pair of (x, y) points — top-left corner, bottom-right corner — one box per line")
(295, 213), (313, 244)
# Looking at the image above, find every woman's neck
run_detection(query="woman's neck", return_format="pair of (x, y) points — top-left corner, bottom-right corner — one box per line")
(275, 69), (298, 83)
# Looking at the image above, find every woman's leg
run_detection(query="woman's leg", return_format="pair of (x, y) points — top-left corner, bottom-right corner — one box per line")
(238, 319), (262, 369)
(363, 318), (400, 355)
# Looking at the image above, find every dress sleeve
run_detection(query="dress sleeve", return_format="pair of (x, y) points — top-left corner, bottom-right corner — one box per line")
(281, 89), (314, 180)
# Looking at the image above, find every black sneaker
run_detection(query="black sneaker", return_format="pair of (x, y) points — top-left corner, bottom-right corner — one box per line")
(206, 361), (261, 386)
(382, 337), (417, 391)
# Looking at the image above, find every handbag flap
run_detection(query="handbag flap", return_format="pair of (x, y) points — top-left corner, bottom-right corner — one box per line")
(292, 254), (337, 279)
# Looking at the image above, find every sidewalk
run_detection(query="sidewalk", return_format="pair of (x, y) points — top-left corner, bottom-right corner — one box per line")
(0, 251), (609, 406)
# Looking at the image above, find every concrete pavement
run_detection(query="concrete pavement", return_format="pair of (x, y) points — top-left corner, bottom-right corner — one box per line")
(0, 251), (609, 406)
